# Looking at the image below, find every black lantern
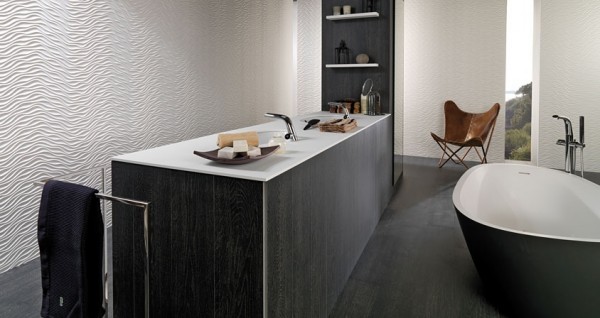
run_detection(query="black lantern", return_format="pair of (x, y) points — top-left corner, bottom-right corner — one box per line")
(363, 0), (378, 12)
(335, 40), (350, 64)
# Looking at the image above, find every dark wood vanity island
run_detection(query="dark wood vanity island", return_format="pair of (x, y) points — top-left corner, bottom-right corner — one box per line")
(111, 112), (394, 317)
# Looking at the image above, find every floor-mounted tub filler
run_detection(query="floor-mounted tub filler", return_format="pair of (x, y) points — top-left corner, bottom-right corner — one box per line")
(453, 163), (600, 318)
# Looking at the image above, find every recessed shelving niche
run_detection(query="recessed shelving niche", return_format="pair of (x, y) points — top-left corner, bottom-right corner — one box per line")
(322, 0), (393, 114)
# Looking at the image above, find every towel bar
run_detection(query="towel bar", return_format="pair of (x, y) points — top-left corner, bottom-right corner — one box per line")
(34, 167), (151, 318)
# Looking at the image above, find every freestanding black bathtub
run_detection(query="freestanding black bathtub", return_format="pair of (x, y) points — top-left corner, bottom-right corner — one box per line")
(453, 163), (600, 318)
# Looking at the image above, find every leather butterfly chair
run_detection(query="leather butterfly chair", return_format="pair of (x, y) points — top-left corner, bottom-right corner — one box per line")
(431, 100), (500, 169)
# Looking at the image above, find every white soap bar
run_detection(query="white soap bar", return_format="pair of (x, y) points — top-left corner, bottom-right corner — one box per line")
(247, 146), (261, 157)
(233, 140), (249, 152)
(217, 147), (236, 159)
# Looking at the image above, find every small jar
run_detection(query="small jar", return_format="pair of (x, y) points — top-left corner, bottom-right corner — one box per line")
(328, 101), (341, 113)
(353, 101), (361, 114)
(360, 94), (368, 114)
(268, 132), (287, 154)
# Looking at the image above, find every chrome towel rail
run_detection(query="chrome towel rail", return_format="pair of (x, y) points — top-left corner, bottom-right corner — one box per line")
(34, 167), (151, 318)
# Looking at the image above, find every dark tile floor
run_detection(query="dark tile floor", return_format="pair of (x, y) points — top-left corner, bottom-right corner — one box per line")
(0, 156), (509, 318)
(330, 156), (506, 317)
(0, 229), (114, 317)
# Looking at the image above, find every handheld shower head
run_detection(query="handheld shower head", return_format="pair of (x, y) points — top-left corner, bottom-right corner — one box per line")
(579, 116), (584, 145)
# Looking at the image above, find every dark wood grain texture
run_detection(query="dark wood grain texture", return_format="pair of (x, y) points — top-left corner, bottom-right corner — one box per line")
(112, 162), (262, 318)
(322, 0), (394, 113)
(112, 162), (159, 318)
(214, 177), (263, 317)
(112, 117), (392, 318)
(266, 116), (394, 317)
(264, 176), (294, 317)
(168, 169), (214, 317)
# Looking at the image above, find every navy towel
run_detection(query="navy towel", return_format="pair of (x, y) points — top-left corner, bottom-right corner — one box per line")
(38, 180), (105, 318)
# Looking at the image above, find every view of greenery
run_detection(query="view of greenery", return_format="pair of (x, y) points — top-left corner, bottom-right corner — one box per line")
(505, 82), (532, 160)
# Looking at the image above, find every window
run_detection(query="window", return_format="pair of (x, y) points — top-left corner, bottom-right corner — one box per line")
(505, 0), (533, 161)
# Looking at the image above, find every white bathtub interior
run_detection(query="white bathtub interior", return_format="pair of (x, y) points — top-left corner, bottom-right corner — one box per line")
(455, 164), (600, 241)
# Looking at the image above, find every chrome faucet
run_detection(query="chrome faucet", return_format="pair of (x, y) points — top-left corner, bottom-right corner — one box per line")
(553, 115), (585, 176)
(264, 113), (298, 141)
(339, 104), (350, 119)
(327, 102), (350, 119)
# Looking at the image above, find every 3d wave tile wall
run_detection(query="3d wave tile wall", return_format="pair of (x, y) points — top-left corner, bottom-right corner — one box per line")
(538, 0), (600, 172)
(0, 0), (293, 273)
(297, 0), (321, 115)
(403, 0), (506, 162)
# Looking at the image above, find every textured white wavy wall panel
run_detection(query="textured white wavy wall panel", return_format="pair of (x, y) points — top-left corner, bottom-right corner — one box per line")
(297, 0), (322, 115)
(253, 1), (293, 121)
(229, 1), (293, 122)
(394, 1), (404, 155)
(538, 1), (600, 172)
(0, 0), (293, 273)
(404, 0), (506, 161)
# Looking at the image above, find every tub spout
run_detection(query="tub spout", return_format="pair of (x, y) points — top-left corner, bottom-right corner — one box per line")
(552, 114), (573, 137)
(553, 115), (574, 173)
(553, 115), (584, 176)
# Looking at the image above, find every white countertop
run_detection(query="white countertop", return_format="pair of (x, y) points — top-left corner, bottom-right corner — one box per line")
(112, 112), (390, 182)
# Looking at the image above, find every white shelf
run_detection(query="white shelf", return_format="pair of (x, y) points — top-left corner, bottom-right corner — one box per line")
(326, 63), (379, 68)
(326, 12), (379, 20)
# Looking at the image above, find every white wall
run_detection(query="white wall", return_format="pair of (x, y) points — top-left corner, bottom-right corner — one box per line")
(537, 1), (600, 172)
(404, 0), (506, 162)
(296, 0), (322, 115)
(0, 0), (293, 273)
(394, 0), (404, 155)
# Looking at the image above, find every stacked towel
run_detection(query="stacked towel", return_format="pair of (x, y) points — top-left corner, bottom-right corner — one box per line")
(38, 180), (105, 318)
(319, 118), (358, 133)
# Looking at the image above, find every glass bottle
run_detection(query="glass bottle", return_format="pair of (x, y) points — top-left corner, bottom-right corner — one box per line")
(363, 0), (378, 12)
(367, 90), (381, 115)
